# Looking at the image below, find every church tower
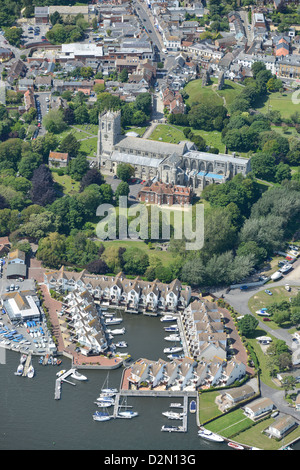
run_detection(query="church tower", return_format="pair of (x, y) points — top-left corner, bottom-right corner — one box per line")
(97, 109), (121, 165)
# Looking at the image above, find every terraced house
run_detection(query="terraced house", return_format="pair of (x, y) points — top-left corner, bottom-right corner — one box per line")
(44, 267), (192, 314)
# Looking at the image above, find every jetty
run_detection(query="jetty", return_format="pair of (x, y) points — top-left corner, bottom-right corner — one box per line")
(22, 354), (32, 377)
(54, 369), (77, 400)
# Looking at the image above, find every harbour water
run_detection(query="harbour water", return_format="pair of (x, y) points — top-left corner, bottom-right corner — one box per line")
(0, 311), (298, 451)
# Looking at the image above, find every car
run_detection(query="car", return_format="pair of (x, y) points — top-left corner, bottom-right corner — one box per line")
(263, 317), (271, 321)
(240, 285), (248, 290)
(265, 289), (273, 296)
(37, 123), (41, 128)
(113, 175), (118, 179)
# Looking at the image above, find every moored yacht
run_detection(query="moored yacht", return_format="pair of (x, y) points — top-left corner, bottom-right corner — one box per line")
(71, 370), (88, 381)
(27, 365), (35, 378)
(117, 410), (138, 419)
(115, 341), (128, 348)
(164, 334), (181, 342)
(92, 411), (111, 422)
(198, 429), (224, 442)
(163, 346), (183, 354)
(162, 411), (184, 420)
(160, 315), (177, 322)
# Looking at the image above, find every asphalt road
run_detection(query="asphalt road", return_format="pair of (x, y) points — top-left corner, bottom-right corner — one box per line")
(132, 0), (166, 58)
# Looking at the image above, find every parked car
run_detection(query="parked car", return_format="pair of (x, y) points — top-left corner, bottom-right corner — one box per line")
(263, 317), (271, 322)
(265, 289), (273, 296)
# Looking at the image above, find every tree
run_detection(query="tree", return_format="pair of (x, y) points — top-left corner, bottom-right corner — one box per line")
(116, 163), (135, 182)
(80, 168), (104, 191)
(59, 133), (81, 159)
(68, 154), (89, 181)
(4, 27), (22, 47)
(37, 232), (66, 269)
(43, 109), (67, 134)
(121, 247), (149, 275)
(30, 164), (56, 206)
(238, 314), (258, 337)
(86, 258), (109, 274)
(115, 181), (129, 205)
(250, 152), (276, 181)
(275, 162), (291, 183)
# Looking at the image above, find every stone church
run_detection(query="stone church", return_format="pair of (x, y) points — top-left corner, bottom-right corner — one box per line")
(97, 109), (251, 190)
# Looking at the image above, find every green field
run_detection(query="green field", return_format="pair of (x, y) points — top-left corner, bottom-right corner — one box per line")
(148, 124), (226, 152)
(205, 408), (253, 438)
(258, 91), (300, 119)
(184, 78), (243, 108)
(52, 172), (80, 195)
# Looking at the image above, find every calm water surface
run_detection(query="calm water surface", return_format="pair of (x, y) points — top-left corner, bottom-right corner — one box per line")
(0, 312), (298, 451)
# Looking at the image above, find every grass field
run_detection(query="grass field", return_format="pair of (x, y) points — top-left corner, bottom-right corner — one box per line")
(258, 91), (300, 119)
(198, 391), (223, 423)
(96, 239), (176, 268)
(184, 77), (243, 108)
(205, 408), (253, 439)
(52, 172), (80, 196)
(248, 285), (299, 322)
(148, 124), (226, 152)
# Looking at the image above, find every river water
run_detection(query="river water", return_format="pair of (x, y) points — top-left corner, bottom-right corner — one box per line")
(0, 311), (296, 452)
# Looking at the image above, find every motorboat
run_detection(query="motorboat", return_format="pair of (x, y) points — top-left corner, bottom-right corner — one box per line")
(164, 325), (179, 332)
(39, 356), (44, 364)
(170, 403), (183, 408)
(161, 425), (182, 432)
(189, 400), (196, 413)
(27, 365), (35, 378)
(198, 429), (224, 442)
(164, 335), (181, 342)
(104, 317), (123, 325)
(117, 410), (138, 419)
(160, 315), (177, 322)
(115, 341), (128, 348)
(163, 346), (183, 354)
(228, 442), (244, 450)
(108, 328), (125, 335)
(71, 370), (88, 381)
(56, 369), (66, 378)
(162, 411), (184, 420)
(92, 411), (111, 422)
(167, 354), (184, 360)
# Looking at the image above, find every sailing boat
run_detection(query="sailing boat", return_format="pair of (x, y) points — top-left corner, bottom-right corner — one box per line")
(99, 372), (118, 397)
(117, 397), (138, 419)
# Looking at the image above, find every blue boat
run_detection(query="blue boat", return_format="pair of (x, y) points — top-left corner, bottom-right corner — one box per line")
(190, 400), (196, 413)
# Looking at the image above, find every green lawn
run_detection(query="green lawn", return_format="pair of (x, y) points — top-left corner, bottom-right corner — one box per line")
(52, 172), (80, 196)
(148, 124), (185, 144)
(184, 77), (243, 108)
(236, 416), (300, 450)
(205, 408), (253, 439)
(248, 285), (300, 323)
(257, 91), (300, 119)
(96, 239), (176, 268)
(148, 123), (226, 152)
(199, 391), (223, 423)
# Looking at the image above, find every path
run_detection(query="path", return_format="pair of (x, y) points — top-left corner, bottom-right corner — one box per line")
(143, 121), (158, 139)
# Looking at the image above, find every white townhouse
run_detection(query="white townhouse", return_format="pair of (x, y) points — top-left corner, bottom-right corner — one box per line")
(187, 43), (224, 61)
(244, 397), (274, 420)
(44, 267), (191, 314)
(267, 415), (298, 439)
(234, 52), (277, 75)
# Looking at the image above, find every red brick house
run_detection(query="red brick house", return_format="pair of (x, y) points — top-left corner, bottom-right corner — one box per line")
(138, 181), (192, 206)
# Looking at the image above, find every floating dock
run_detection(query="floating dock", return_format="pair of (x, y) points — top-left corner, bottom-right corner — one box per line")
(22, 354), (31, 377)
(54, 369), (77, 400)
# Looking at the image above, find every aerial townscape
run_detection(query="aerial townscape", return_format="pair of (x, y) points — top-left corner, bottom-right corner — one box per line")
(0, 0), (300, 454)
